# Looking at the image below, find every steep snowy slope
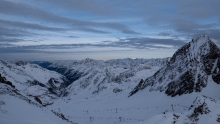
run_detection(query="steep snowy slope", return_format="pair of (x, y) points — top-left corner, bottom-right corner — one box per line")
(0, 60), (69, 104)
(130, 35), (220, 97)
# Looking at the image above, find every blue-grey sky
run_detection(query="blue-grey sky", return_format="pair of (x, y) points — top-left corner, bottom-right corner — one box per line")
(0, 0), (220, 60)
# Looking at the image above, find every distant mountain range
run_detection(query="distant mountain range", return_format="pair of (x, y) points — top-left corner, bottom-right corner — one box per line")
(31, 58), (169, 95)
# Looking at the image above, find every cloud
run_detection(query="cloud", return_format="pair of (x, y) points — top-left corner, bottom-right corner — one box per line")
(0, 26), (33, 42)
(136, 0), (220, 40)
(0, 37), (186, 56)
(65, 36), (79, 38)
(177, 0), (220, 19)
(35, 0), (113, 15)
(76, 27), (111, 34)
(169, 18), (217, 33)
(109, 37), (186, 49)
(0, 47), (40, 53)
(147, 16), (220, 40)
(122, 29), (140, 34)
(0, 0), (138, 34)
(0, 19), (67, 32)
(134, 0), (220, 20)
(190, 29), (220, 40)
(0, 0), (219, 61)
(158, 32), (172, 37)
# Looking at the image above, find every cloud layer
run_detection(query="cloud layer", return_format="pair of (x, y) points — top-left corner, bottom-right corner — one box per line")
(0, 0), (219, 60)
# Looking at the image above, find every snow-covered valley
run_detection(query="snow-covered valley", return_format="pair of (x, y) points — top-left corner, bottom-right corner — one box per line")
(1, 35), (220, 124)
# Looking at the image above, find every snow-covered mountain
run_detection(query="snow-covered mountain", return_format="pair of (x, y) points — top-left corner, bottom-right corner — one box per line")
(0, 60), (69, 104)
(130, 35), (220, 97)
(33, 58), (169, 96)
(0, 60), (78, 124)
(1, 35), (220, 124)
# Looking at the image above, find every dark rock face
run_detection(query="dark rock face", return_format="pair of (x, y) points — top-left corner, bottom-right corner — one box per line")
(188, 96), (212, 123)
(46, 67), (83, 87)
(15, 61), (28, 66)
(51, 110), (77, 124)
(129, 35), (220, 97)
(129, 79), (144, 96)
(165, 71), (195, 97)
(0, 74), (15, 88)
(212, 56), (220, 84)
(34, 96), (42, 104)
(32, 61), (83, 86)
(113, 88), (122, 93)
(47, 78), (69, 97)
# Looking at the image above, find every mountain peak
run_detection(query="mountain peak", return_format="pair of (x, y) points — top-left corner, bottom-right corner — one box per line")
(194, 34), (210, 40)
(129, 35), (220, 97)
(191, 34), (212, 46)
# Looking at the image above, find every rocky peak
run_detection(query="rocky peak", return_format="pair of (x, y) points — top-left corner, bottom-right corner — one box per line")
(129, 35), (220, 97)
(15, 60), (28, 66)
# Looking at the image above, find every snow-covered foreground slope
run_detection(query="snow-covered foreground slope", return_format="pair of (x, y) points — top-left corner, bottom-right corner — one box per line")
(0, 83), (75, 124)
(48, 75), (220, 124)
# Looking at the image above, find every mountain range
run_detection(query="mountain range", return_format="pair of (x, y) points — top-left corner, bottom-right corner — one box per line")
(0, 35), (220, 124)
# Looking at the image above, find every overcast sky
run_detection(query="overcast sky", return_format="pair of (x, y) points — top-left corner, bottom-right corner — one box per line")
(0, 0), (220, 60)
